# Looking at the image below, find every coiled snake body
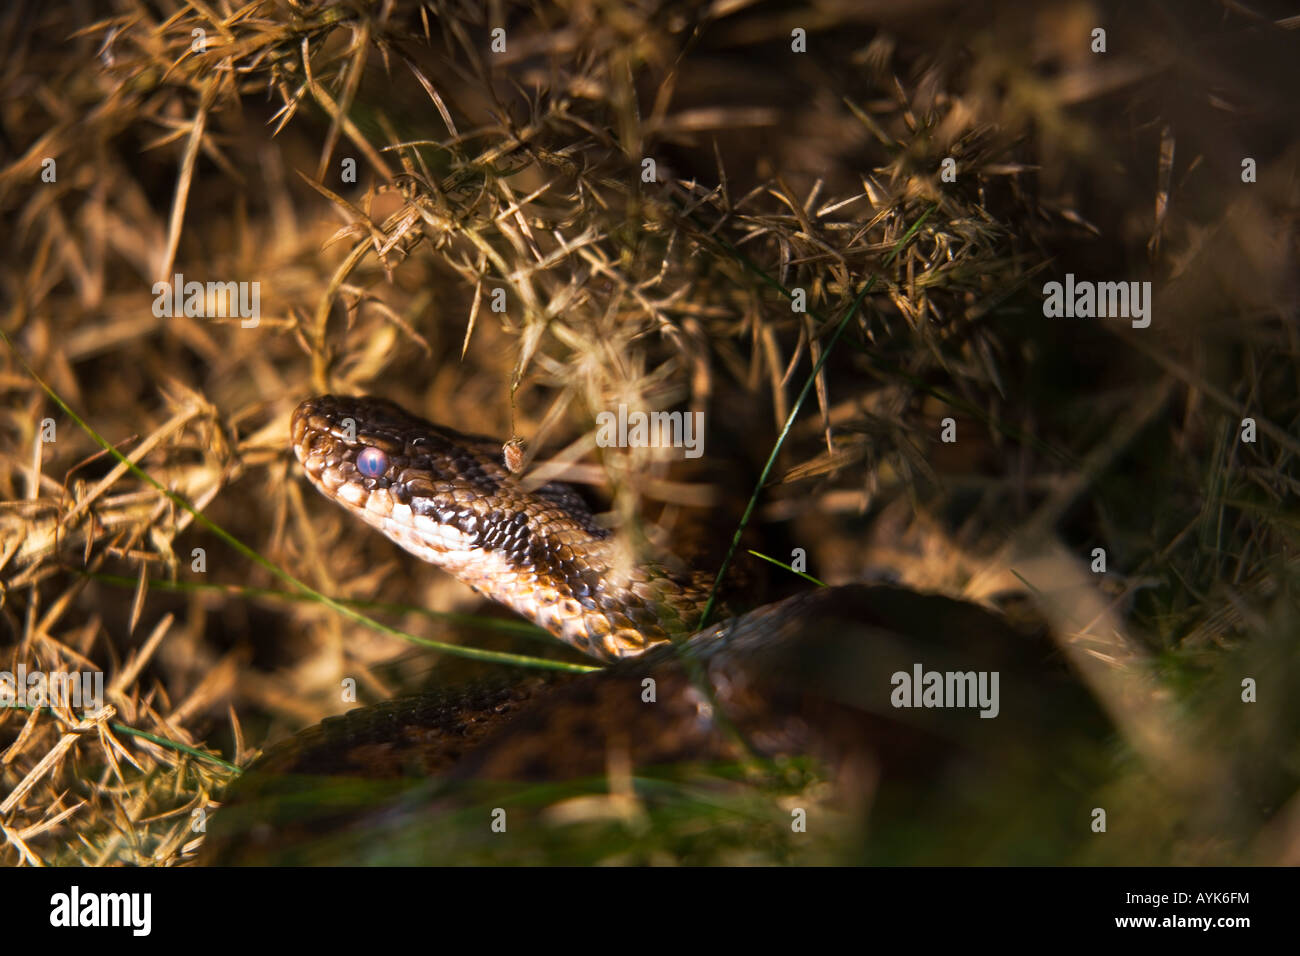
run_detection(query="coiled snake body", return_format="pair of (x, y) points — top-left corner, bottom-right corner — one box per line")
(202, 396), (1109, 864)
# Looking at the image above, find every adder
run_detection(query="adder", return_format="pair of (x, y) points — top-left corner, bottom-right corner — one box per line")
(200, 395), (1111, 864)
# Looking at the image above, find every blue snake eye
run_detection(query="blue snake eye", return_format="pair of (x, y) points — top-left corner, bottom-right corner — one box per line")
(356, 446), (388, 478)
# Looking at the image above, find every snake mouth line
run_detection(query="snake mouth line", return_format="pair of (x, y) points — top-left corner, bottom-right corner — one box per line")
(291, 395), (711, 661)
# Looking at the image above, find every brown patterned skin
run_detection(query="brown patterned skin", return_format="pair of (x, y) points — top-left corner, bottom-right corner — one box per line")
(199, 396), (1110, 864)
(291, 395), (715, 660)
(231, 585), (1086, 785)
(203, 585), (1105, 864)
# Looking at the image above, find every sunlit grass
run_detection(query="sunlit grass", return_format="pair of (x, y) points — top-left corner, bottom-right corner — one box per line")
(0, 0), (1296, 865)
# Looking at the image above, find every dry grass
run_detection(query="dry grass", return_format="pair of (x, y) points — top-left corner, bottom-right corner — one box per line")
(1, 0), (1297, 864)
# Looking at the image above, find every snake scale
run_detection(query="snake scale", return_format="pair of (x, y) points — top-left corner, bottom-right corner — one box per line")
(200, 395), (1111, 864)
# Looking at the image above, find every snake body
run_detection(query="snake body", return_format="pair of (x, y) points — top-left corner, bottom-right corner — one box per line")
(201, 395), (1111, 864)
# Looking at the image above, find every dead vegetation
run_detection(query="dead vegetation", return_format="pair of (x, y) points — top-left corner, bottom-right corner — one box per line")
(0, 0), (1297, 864)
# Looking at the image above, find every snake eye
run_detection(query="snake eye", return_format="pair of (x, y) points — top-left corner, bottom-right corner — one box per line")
(356, 446), (388, 478)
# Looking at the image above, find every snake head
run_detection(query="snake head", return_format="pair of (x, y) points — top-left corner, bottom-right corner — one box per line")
(290, 394), (516, 560)
(292, 394), (503, 502)
(290, 395), (683, 661)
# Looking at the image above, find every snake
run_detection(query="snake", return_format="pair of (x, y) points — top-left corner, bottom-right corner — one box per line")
(288, 394), (720, 661)
(199, 394), (1112, 864)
